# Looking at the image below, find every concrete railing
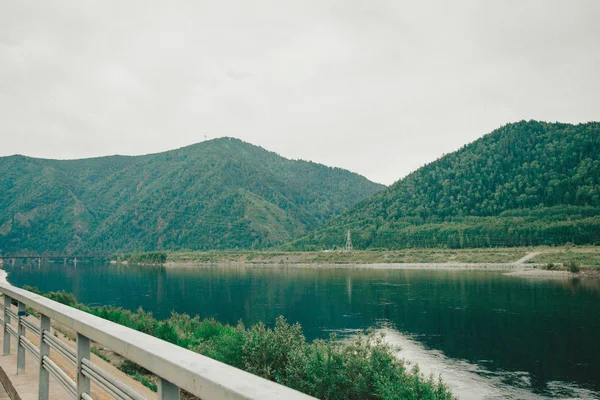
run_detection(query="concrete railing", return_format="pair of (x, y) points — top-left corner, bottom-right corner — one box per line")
(0, 282), (316, 400)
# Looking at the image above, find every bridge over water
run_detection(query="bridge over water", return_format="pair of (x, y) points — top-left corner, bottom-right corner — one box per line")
(0, 256), (108, 266)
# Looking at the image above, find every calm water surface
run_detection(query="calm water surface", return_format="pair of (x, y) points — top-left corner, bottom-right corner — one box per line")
(4, 262), (600, 399)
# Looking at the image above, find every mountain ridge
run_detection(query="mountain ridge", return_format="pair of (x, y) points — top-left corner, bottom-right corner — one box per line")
(0, 138), (383, 255)
(291, 120), (600, 249)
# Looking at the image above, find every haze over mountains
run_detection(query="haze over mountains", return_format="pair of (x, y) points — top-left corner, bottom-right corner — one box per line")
(293, 121), (600, 250)
(0, 138), (382, 255)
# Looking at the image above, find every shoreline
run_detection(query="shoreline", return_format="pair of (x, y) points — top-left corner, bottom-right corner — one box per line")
(165, 261), (533, 269)
(160, 246), (600, 269)
(160, 261), (600, 278)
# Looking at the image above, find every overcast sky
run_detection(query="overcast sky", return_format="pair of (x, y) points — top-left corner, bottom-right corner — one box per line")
(1, 1), (599, 184)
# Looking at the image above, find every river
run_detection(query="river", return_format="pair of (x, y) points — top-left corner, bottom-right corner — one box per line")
(3, 262), (600, 399)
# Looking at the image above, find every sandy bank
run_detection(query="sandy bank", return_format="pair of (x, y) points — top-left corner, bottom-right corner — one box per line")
(165, 261), (538, 270)
(504, 269), (573, 277)
(506, 268), (600, 278)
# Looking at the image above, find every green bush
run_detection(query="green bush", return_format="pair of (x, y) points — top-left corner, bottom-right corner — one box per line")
(91, 347), (110, 362)
(566, 261), (580, 273)
(23, 286), (78, 307)
(118, 360), (157, 392)
(118, 252), (167, 265)
(156, 322), (179, 345)
(243, 317), (306, 382)
(119, 359), (151, 375)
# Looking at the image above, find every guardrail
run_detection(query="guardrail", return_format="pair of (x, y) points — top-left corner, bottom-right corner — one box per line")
(0, 282), (316, 400)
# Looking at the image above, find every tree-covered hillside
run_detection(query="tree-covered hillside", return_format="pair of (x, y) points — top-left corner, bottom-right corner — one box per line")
(0, 138), (383, 255)
(292, 121), (600, 249)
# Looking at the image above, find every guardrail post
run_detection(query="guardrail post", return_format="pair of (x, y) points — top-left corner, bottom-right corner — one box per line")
(77, 333), (91, 399)
(16, 301), (26, 373)
(39, 315), (50, 400)
(158, 378), (180, 400)
(3, 295), (11, 355)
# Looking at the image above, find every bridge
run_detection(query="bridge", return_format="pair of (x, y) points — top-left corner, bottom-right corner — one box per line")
(0, 275), (315, 399)
(0, 256), (108, 266)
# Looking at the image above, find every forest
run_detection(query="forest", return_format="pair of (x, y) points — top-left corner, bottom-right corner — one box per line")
(0, 138), (382, 255)
(292, 121), (600, 249)
(1, 121), (599, 254)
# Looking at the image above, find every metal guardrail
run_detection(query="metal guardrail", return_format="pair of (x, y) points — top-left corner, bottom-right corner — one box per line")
(0, 282), (316, 400)
(21, 317), (40, 336)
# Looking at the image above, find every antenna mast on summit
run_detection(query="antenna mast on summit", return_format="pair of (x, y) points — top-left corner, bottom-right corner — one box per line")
(345, 230), (353, 251)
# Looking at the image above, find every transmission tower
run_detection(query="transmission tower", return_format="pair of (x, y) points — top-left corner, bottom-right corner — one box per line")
(345, 230), (353, 251)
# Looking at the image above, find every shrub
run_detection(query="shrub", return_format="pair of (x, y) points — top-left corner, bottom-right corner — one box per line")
(118, 360), (157, 392)
(119, 359), (151, 375)
(46, 291), (78, 307)
(22, 286), (77, 307)
(91, 347), (110, 362)
(156, 322), (179, 345)
(120, 252), (167, 265)
(566, 262), (580, 273)
(243, 316), (306, 382)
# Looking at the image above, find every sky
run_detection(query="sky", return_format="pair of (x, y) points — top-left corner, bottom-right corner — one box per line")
(0, 1), (599, 185)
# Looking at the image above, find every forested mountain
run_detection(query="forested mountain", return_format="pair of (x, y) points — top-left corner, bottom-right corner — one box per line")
(292, 121), (600, 249)
(0, 138), (383, 255)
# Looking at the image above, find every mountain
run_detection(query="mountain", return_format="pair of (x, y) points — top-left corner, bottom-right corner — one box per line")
(0, 138), (383, 255)
(291, 121), (600, 250)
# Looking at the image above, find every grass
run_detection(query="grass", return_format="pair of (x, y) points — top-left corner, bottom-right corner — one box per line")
(118, 359), (157, 392)
(91, 346), (111, 363)
(162, 246), (600, 266)
(166, 248), (532, 264)
(532, 247), (600, 267)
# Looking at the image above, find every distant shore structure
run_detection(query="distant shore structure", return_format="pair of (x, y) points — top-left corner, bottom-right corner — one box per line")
(345, 230), (353, 251)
